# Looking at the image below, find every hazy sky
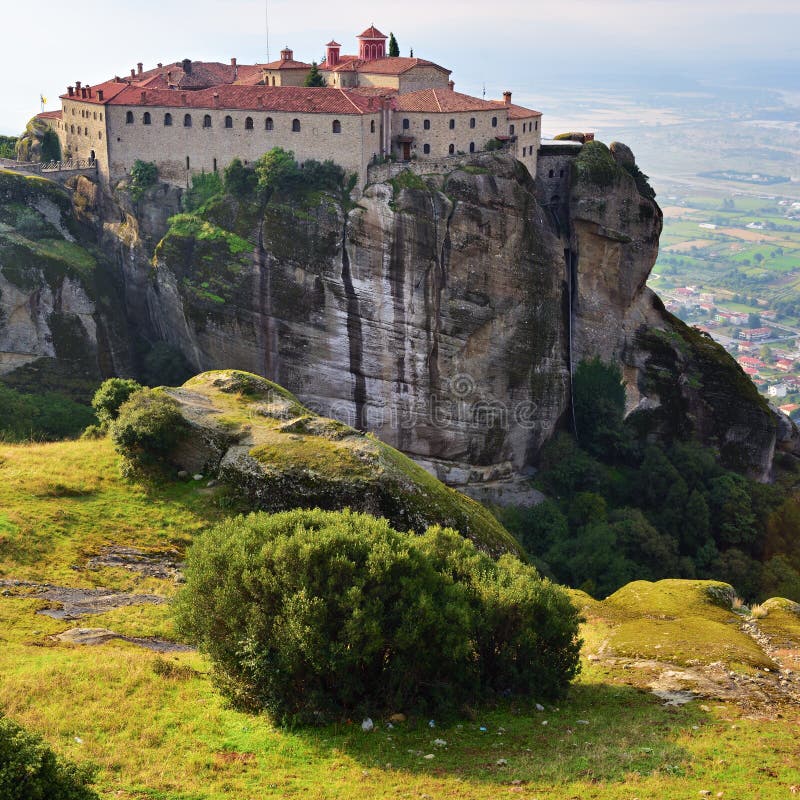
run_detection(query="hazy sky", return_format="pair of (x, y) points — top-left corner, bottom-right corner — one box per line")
(1, 0), (798, 134)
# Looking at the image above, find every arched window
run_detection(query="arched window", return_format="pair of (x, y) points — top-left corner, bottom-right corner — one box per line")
(184, 113), (192, 127)
(448, 143), (455, 154)
(203, 114), (212, 128)
(491, 116), (497, 128)
(423, 119), (430, 130)
(402, 118), (409, 130)
(470, 117), (476, 129)
(93, 112), (97, 120)
(143, 111), (151, 125)
(271, 76), (276, 86)
(370, 120), (375, 133)
(125, 110), (134, 124)
(292, 118), (300, 132)
(469, 142), (475, 153)
(332, 119), (341, 133)
(265, 117), (274, 131)
(164, 113), (173, 126)
(449, 118), (455, 130)
(225, 115), (233, 128)
(70, 125), (75, 133)
(423, 143), (430, 154)
(245, 117), (254, 130)
(510, 124), (515, 135)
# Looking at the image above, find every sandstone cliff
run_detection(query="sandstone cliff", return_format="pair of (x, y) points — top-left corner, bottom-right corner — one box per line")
(0, 146), (792, 490)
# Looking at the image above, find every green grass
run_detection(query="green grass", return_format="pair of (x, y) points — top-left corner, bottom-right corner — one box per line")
(1, 443), (799, 798)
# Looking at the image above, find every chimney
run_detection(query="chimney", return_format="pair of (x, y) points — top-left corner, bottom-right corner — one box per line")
(114, 75), (121, 82)
(131, 69), (136, 79)
(167, 70), (173, 85)
(137, 62), (143, 75)
(141, 91), (147, 102)
(81, 87), (87, 99)
(503, 90), (512, 105)
(182, 58), (192, 75)
(76, 80), (82, 90)
(231, 57), (237, 66)
(448, 80), (455, 91)
(68, 86), (74, 97)
(584, 132), (595, 142)
(87, 86), (92, 98)
(97, 89), (104, 101)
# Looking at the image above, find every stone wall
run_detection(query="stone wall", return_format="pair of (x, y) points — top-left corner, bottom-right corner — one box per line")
(104, 105), (383, 185)
(58, 98), (109, 175)
(536, 144), (581, 205)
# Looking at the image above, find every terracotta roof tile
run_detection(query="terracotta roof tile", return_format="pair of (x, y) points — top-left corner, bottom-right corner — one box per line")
(394, 88), (504, 113)
(326, 40), (341, 47)
(358, 25), (386, 38)
(492, 101), (542, 119)
(107, 84), (382, 114)
(59, 78), (131, 104)
(261, 58), (312, 71)
(324, 56), (449, 76)
(36, 110), (62, 120)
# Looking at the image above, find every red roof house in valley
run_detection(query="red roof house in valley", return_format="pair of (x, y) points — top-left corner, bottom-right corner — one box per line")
(49, 24), (543, 187)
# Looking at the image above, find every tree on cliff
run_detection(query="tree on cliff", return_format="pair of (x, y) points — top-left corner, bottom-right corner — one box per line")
(388, 32), (400, 57)
(304, 62), (326, 87)
(254, 148), (301, 204)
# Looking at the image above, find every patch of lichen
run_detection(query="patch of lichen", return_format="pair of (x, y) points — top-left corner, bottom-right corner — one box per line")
(756, 598), (800, 648)
(575, 579), (775, 671)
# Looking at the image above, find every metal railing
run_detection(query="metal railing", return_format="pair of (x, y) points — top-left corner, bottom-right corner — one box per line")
(0, 157), (96, 173)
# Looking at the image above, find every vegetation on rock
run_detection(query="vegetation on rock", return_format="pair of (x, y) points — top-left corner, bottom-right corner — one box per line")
(175, 508), (580, 723)
(128, 160), (158, 201)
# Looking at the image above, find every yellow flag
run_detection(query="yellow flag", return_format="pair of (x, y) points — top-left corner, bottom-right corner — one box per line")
(40, 95), (47, 105)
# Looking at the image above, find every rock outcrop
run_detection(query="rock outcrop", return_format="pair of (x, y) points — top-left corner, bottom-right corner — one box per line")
(1, 145), (793, 490)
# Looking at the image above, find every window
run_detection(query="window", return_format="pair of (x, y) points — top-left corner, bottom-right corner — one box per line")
(470, 117), (476, 129)
(535, 120), (538, 130)
(449, 118), (455, 129)
(203, 114), (212, 128)
(93, 112), (97, 120)
(143, 111), (151, 125)
(509, 124), (515, 135)
(100, 113), (103, 121)
(245, 116), (253, 130)
(184, 114), (192, 127)
(225, 115), (233, 128)
(448, 143), (455, 154)
(402, 118), (409, 130)
(70, 124), (74, 133)
(370, 120), (375, 133)
(423, 143), (430, 154)
(186, 156), (190, 170)
(164, 112), (173, 126)
(213, 158), (217, 172)
(491, 116), (497, 128)
(332, 119), (341, 133)
(84, 127), (88, 135)
(98, 131), (102, 139)
(559, 169), (564, 177)
(126, 110), (134, 124)
(265, 117), (273, 131)
(469, 141), (475, 153)
(423, 119), (430, 130)
(292, 118), (300, 132)
(548, 169), (554, 178)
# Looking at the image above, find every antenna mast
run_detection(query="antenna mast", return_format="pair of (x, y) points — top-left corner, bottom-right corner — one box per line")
(265, 0), (270, 62)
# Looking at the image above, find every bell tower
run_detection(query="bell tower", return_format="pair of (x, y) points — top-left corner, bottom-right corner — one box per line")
(357, 25), (387, 61)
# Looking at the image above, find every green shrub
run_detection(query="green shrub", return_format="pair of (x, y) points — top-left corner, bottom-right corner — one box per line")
(110, 388), (188, 471)
(0, 135), (16, 159)
(91, 377), (142, 425)
(223, 158), (257, 198)
(572, 141), (620, 188)
(41, 129), (61, 162)
(485, 137), (505, 151)
(129, 160), (158, 201)
(175, 509), (581, 724)
(0, 714), (99, 800)
(0, 383), (96, 442)
(183, 170), (224, 211)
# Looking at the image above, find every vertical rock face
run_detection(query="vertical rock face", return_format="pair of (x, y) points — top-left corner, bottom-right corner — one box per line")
(1, 147), (792, 486)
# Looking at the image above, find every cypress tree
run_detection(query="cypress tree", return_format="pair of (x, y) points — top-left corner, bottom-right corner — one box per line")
(304, 62), (326, 87)
(388, 32), (400, 57)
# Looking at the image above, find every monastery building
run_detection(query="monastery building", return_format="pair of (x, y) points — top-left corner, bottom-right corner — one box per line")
(42, 25), (542, 187)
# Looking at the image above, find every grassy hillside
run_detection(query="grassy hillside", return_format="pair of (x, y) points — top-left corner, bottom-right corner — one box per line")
(0, 439), (798, 798)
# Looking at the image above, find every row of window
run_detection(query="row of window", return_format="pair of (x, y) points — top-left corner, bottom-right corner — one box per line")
(402, 116), (499, 132)
(71, 107), (103, 121)
(521, 121), (538, 133)
(124, 110), (351, 133)
(67, 124), (102, 139)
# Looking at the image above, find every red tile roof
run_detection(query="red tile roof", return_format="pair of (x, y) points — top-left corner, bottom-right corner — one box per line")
(59, 78), (131, 104)
(107, 84), (382, 114)
(326, 40), (341, 47)
(261, 58), (312, 71)
(36, 110), (63, 120)
(324, 56), (449, 76)
(358, 25), (386, 38)
(504, 102), (542, 119)
(394, 88), (505, 113)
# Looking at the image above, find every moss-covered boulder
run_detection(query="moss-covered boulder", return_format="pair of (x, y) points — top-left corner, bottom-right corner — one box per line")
(150, 369), (521, 556)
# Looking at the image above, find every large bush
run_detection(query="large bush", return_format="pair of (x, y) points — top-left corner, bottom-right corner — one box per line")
(175, 509), (581, 724)
(91, 377), (142, 425)
(0, 714), (98, 800)
(0, 383), (95, 442)
(109, 388), (188, 470)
